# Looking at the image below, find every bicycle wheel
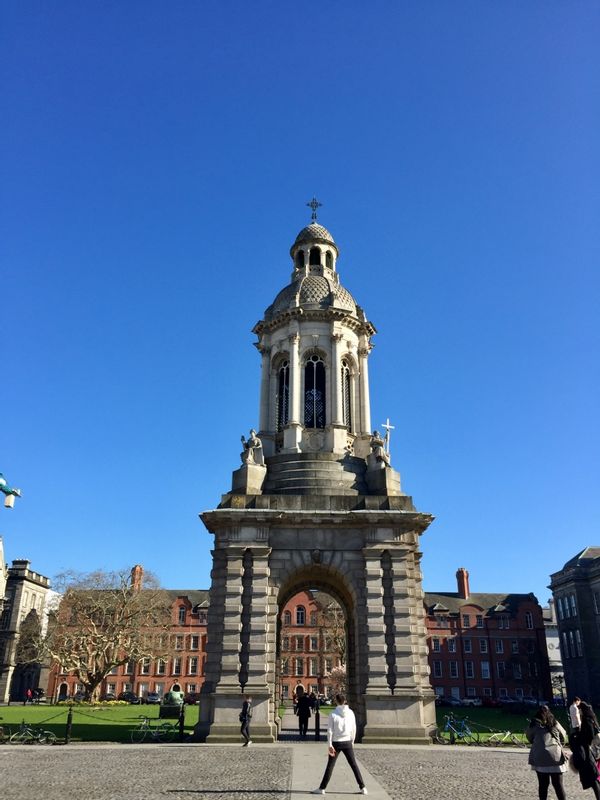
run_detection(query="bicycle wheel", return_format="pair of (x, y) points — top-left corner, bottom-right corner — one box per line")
(39, 731), (57, 745)
(464, 729), (480, 745)
(10, 730), (32, 744)
(156, 723), (177, 743)
(487, 733), (504, 746)
(431, 728), (447, 744)
(509, 733), (525, 747)
(131, 726), (148, 744)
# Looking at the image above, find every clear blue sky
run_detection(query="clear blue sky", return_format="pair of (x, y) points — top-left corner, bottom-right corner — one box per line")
(2, 2), (599, 606)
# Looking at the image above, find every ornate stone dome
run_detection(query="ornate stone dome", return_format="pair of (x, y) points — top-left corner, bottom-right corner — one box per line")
(290, 223), (338, 255)
(264, 273), (357, 322)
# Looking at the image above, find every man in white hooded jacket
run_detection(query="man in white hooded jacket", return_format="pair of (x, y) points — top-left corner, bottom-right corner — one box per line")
(312, 693), (367, 795)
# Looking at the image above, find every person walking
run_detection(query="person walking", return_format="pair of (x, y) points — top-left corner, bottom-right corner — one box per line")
(569, 697), (582, 732)
(570, 701), (600, 798)
(239, 694), (253, 747)
(525, 705), (568, 800)
(312, 693), (367, 795)
(295, 686), (311, 738)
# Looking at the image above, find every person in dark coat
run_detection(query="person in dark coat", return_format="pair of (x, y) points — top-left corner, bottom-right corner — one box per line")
(570, 702), (600, 798)
(239, 694), (253, 747)
(526, 705), (568, 800)
(295, 686), (312, 738)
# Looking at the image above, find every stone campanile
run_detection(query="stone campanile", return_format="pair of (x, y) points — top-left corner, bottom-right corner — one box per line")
(197, 207), (435, 743)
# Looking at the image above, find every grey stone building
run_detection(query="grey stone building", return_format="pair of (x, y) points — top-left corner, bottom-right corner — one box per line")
(0, 538), (52, 702)
(549, 547), (600, 705)
(197, 211), (435, 743)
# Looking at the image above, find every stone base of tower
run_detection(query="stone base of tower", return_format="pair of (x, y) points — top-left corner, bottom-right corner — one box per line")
(361, 691), (437, 744)
(196, 689), (277, 743)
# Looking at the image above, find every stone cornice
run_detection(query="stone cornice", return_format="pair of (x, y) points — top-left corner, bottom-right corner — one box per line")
(253, 308), (376, 339)
(200, 507), (433, 535)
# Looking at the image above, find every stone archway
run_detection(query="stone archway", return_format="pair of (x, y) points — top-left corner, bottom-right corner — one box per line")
(196, 492), (435, 744)
(275, 566), (356, 731)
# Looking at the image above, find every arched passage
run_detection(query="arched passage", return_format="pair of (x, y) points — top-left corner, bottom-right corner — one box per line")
(273, 564), (362, 739)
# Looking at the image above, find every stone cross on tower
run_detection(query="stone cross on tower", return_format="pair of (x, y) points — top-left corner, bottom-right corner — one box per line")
(306, 196), (322, 221)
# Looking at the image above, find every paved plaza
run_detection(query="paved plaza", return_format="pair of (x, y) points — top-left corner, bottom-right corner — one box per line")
(0, 740), (595, 800)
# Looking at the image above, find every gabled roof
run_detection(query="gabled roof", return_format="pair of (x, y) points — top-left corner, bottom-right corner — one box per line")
(424, 591), (536, 615)
(167, 589), (210, 607)
(562, 547), (600, 570)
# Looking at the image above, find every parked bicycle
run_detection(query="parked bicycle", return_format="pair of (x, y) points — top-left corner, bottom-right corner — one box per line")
(9, 722), (57, 744)
(486, 729), (527, 747)
(130, 715), (177, 743)
(432, 713), (480, 744)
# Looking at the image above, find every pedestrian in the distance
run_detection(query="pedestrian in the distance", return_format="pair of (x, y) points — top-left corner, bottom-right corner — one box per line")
(312, 693), (367, 795)
(239, 694), (252, 747)
(525, 705), (567, 800)
(569, 696), (582, 731)
(570, 701), (600, 798)
(295, 686), (311, 738)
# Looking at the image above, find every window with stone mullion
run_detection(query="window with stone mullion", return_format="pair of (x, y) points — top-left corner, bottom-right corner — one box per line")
(304, 355), (326, 428)
(276, 361), (290, 431)
(341, 359), (352, 430)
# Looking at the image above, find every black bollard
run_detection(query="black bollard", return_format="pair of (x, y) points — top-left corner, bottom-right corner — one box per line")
(178, 703), (185, 742)
(65, 706), (73, 744)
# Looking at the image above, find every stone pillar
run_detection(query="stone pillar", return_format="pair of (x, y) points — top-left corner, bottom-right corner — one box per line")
(331, 333), (344, 426)
(257, 345), (271, 433)
(358, 345), (372, 434)
(243, 545), (276, 741)
(362, 547), (389, 693)
(284, 331), (302, 451)
(197, 546), (245, 742)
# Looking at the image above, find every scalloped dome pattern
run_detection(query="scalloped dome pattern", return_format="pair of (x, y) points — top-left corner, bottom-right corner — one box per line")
(264, 274), (357, 321)
(293, 223), (335, 246)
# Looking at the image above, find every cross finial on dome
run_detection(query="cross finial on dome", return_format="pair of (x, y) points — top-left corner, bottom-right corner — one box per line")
(306, 196), (322, 222)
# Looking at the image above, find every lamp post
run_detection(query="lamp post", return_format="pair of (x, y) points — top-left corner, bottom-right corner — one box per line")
(0, 473), (21, 509)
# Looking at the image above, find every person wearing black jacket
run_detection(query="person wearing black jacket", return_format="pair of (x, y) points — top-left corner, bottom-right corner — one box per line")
(569, 701), (600, 798)
(240, 694), (253, 746)
(295, 686), (312, 738)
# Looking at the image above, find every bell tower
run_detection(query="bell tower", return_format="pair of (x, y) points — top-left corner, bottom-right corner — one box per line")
(197, 206), (435, 744)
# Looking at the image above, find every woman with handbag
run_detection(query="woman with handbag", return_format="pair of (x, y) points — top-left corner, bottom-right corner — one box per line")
(569, 701), (600, 798)
(526, 705), (568, 800)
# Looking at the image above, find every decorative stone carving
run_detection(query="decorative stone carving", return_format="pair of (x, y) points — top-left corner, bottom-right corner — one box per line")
(368, 430), (390, 469)
(241, 429), (264, 466)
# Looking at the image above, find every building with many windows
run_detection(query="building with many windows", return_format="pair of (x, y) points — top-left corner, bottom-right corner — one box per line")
(279, 590), (344, 701)
(48, 583), (209, 702)
(424, 568), (551, 702)
(549, 547), (600, 706)
(0, 537), (52, 703)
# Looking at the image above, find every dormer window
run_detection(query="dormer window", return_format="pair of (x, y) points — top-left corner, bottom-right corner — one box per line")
(309, 247), (321, 266)
(296, 250), (305, 268)
(304, 355), (326, 428)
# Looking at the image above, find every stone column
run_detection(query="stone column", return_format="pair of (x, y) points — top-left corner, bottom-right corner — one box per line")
(198, 545), (246, 742)
(243, 545), (276, 740)
(358, 345), (372, 435)
(331, 333), (344, 426)
(284, 331), (302, 451)
(257, 345), (271, 433)
(289, 332), (301, 424)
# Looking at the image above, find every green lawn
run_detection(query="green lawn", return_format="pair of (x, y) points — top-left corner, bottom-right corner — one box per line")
(0, 703), (200, 744)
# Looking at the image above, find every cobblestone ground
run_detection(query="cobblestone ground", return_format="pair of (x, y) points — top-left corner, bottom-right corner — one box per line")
(0, 743), (595, 800)
(0, 745), (292, 800)
(357, 746), (591, 800)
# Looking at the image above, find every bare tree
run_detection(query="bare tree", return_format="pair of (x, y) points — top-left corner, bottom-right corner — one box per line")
(315, 596), (346, 665)
(23, 567), (173, 700)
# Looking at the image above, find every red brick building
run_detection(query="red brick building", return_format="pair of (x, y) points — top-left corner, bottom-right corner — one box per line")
(424, 568), (552, 702)
(279, 590), (344, 701)
(48, 587), (209, 702)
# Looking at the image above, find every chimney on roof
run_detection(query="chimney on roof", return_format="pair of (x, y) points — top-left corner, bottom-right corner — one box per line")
(131, 565), (144, 592)
(456, 567), (470, 599)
